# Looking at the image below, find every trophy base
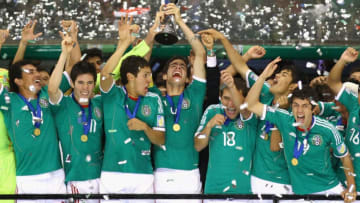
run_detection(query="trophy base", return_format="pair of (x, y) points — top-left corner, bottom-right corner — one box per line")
(155, 33), (178, 45)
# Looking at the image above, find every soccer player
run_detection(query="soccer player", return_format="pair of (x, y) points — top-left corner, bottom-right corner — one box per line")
(0, 59), (66, 201)
(99, 15), (165, 201)
(48, 36), (103, 201)
(198, 29), (295, 197)
(0, 28), (16, 203)
(194, 72), (256, 200)
(328, 47), (360, 197)
(150, 3), (206, 200)
(245, 57), (356, 202)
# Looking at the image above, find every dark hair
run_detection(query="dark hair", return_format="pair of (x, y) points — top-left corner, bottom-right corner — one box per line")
(37, 66), (50, 75)
(289, 85), (318, 107)
(70, 61), (97, 83)
(349, 66), (360, 79)
(9, 60), (38, 93)
(82, 48), (103, 61)
(120, 56), (149, 85)
(313, 84), (334, 102)
(277, 60), (299, 84)
(162, 56), (191, 78)
(220, 76), (248, 97)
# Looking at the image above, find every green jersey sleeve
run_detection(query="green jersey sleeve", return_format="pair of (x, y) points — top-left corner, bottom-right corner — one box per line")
(318, 101), (337, 117)
(327, 124), (348, 158)
(196, 104), (218, 135)
(263, 105), (293, 131)
(336, 84), (359, 112)
(148, 92), (165, 131)
(60, 72), (72, 93)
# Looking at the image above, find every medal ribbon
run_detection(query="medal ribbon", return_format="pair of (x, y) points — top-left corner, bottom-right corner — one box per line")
(124, 87), (142, 119)
(293, 116), (315, 160)
(18, 93), (41, 129)
(166, 93), (184, 125)
(72, 94), (92, 136)
(264, 121), (274, 134)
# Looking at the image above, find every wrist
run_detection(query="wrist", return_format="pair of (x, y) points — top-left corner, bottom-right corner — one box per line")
(20, 40), (28, 46)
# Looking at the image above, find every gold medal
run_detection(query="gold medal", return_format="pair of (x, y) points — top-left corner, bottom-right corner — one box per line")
(81, 134), (88, 142)
(291, 158), (298, 166)
(173, 123), (181, 132)
(264, 133), (268, 140)
(34, 128), (41, 136)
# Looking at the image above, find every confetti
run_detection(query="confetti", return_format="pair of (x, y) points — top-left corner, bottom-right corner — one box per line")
(124, 137), (132, 144)
(223, 186), (230, 192)
(85, 155), (91, 162)
(118, 160), (127, 165)
(239, 103), (248, 110)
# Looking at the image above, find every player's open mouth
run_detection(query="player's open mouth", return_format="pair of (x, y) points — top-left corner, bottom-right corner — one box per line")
(172, 71), (182, 78)
(296, 115), (305, 123)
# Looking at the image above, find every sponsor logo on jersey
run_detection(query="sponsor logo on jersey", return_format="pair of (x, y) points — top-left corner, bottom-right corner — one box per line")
(94, 107), (102, 119)
(157, 115), (165, 128)
(311, 134), (323, 146)
(337, 143), (347, 154)
(182, 98), (190, 109)
(235, 119), (243, 129)
(39, 98), (49, 108)
(142, 105), (151, 116)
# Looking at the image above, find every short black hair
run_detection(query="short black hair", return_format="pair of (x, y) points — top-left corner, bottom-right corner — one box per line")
(290, 85), (318, 107)
(70, 61), (97, 83)
(313, 84), (334, 102)
(82, 48), (103, 61)
(349, 66), (360, 79)
(9, 60), (38, 93)
(120, 56), (149, 85)
(277, 60), (299, 84)
(220, 77), (248, 97)
(162, 56), (191, 78)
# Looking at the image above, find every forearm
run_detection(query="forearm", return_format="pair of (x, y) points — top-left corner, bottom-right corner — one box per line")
(12, 40), (28, 64)
(178, 20), (205, 57)
(194, 125), (211, 152)
(102, 44), (128, 77)
(144, 126), (165, 145)
(328, 59), (346, 94)
(245, 75), (266, 115)
(220, 37), (248, 78)
(69, 36), (81, 68)
(341, 154), (356, 190)
(48, 52), (67, 101)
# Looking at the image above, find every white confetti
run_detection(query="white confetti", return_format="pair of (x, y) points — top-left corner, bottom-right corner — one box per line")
(239, 103), (248, 110)
(141, 150), (151, 156)
(103, 195), (109, 200)
(29, 85), (36, 93)
(287, 93), (293, 98)
(235, 146), (243, 150)
(292, 122), (302, 127)
(231, 179), (237, 187)
(297, 80), (303, 90)
(160, 145), (166, 151)
(197, 134), (207, 139)
(239, 156), (244, 162)
(223, 186), (230, 192)
(355, 153), (360, 157)
(118, 160), (127, 165)
(85, 155), (91, 162)
(124, 137), (132, 144)
(306, 62), (317, 68)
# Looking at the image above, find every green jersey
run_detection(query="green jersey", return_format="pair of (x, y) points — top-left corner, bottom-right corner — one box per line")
(336, 85), (360, 192)
(317, 101), (346, 187)
(246, 70), (290, 184)
(196, 104), (257, 194)
(0, 87), (62, 176)
(101, 83), (165, 174)
(152, 78), (206, 170)
(263, 106), (348, 194)
(50, 93), (104, 183)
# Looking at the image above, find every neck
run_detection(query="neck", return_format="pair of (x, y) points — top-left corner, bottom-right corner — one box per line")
(166, 83), (185, 96)
(19, 88), (38, 100)
(125, 84), (139, 98)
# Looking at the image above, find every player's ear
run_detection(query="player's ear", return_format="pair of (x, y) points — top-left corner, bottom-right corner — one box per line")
(14, 78), (23, 87)
(127, 72), (135, 81)
(162, 73), (168, 81)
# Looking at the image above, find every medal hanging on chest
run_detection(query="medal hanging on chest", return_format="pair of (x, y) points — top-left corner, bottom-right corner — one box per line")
(124, 87), (142, 120)
(18, 93), (42, 137)
(166, 93), (184, 132)
(72, 94), (92, 143)
(292, 116), (314, 166)
(263, 121), (274, 141)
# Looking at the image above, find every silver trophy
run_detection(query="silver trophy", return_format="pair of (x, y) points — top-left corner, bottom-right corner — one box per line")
(155, 0), (179, 45)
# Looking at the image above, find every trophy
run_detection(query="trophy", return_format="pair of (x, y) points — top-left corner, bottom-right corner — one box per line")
(155, 0), (179, 45)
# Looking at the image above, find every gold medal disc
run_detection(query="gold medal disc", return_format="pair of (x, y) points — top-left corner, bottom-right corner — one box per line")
(264, 133), (268, 140)
(81, 134), (88, 142)
(291, 158), (298, 166)
(34, 128), (41, 136)
(173, 124), (181, 132)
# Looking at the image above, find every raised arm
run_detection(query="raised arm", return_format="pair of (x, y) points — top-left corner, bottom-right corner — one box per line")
(165, 3), (206, 79)
(48, 36), (74, 103)
(328, 47), (359, 94)
(341, 153), (357, 202)
(0, 29), (9, 54)
(143, 11), (164, 62)
(100, 15), (137, 92)
(60, 20), (81, 74)
(245, 57), (281, 117)
(12, 20), (43, 64)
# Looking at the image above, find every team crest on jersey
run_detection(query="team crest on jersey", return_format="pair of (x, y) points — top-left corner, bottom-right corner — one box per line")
(182, 98), (190, 109)
(235, 119), (243, 129)
(337, 143), (347, 154)
(94, 107), (102, 119)
(141, 105), (151, 116)
(311, 135), (323, 146)
(39, 98), (49, 108)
